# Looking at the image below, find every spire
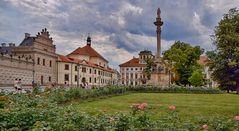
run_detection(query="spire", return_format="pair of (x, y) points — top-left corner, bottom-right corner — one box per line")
(87, 33), (91, 46)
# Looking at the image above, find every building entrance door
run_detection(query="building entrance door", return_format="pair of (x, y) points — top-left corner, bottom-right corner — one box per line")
(41, 76), (44, 85)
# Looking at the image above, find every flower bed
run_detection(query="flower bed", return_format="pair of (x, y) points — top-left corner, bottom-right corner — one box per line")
(0, 102), (238, 130)
(0, 86), (231, 130)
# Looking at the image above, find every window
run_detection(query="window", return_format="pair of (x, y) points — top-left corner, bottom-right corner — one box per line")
(135, 74), (138, 79)
(75, 75), (78, 82)
(65, 64), (69, 70)
(37, 57), (40, 65)
(82, 67), (86, 73)
(49, 60), (52, 67)
(94, 78), (97, 83)
(89, 68), (92, 74)
(135, 82), (138, 85)
(126, 73), (129, 79)
(126, 68), (129, 71)
(64, 74), (69, 81)
(131, 81), (133, 85)
(89, 77), (92, 83)
(131, 73), (133, 79)
(98, 71), (100, 75)
(49, 76), (51, 82)
(131, 68), (133, 71)
(75, 66), (78, 71)
(135, 68), (138, 71)
(43, 59), (45, 66)
(94, 69), (96, 74)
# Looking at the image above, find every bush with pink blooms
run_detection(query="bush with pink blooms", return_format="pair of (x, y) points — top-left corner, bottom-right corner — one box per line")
(0, 88), (238, 130)
(0, 99), (239, 130)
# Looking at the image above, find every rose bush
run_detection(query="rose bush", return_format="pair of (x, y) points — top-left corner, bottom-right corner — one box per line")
(0, 86), (236, 130)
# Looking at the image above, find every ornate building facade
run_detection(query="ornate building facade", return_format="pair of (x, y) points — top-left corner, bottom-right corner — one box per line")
(0, 28), (57, 86)
(0, 29), (118, 87)
(57, 36), (118, 87)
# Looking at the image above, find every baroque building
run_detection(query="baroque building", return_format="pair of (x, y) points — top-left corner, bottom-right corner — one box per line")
(119, 8), (170, 86)
(0, 29), (118, 87)
(57, 36), (118, 87)
(119, 50), (154, 86)
(0, 28), (57, 86)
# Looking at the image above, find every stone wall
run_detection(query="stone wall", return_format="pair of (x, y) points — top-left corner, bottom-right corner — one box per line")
(0, 55), (33, 87)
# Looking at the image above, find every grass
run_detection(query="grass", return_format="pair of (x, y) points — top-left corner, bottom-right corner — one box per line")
(73, 93), (239, 119)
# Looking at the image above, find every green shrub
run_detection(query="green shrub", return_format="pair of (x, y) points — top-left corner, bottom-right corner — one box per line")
(0, 104), (238, 130)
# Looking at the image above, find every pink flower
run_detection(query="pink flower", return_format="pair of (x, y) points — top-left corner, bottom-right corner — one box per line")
(202, 124), (208, 129)
(168, 105), (176, 111)
(234, 116), (239, 121)
(130, 103), (148, 110)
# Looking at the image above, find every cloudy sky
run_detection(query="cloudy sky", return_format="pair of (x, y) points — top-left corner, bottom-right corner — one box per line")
(0, 0), (239, 69)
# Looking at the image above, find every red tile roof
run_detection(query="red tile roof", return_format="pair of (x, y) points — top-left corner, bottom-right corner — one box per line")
(58, 54), (114, 73)
(197, 55), (208, 65)
(119, 58), (146, 67)
(58, 55), (76, 63)
(68, 45), (108, 62)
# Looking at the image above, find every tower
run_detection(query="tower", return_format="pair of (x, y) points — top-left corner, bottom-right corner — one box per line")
(154, 8), (163, 60)
(87, 34), (91, 46)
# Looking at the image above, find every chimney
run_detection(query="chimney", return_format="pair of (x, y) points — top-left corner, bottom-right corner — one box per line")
(9, 43), (12, 47)
(25, 33), (30, 38)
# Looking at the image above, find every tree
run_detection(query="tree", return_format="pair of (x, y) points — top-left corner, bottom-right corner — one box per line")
(163, 41), (204, 86)
(144, 58), (153, 80)
(188, 69), (204, 87)
(206, 8), (239, 93)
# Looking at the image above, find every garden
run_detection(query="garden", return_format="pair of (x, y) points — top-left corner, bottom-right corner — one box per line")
(0, 85), (239, 130)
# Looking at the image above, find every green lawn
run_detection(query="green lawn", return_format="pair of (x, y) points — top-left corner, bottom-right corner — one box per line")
(73, 93), (239, 119)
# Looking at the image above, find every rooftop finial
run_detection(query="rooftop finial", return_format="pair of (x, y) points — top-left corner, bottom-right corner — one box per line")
(87, 33), (91, 46)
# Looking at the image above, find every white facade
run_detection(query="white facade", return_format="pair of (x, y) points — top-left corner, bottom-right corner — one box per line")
(57, 60), (117, 87)
(120, 66), (146, 86)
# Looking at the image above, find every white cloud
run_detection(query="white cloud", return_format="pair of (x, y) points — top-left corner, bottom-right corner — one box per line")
(1, 0), (239, 70)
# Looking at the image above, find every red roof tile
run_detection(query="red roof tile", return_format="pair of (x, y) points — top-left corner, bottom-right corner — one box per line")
(68, 45), (108, 62)
(119, 58), (146, 67)
(58, 54), (114, 73)
(58, 55), (75, 63)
